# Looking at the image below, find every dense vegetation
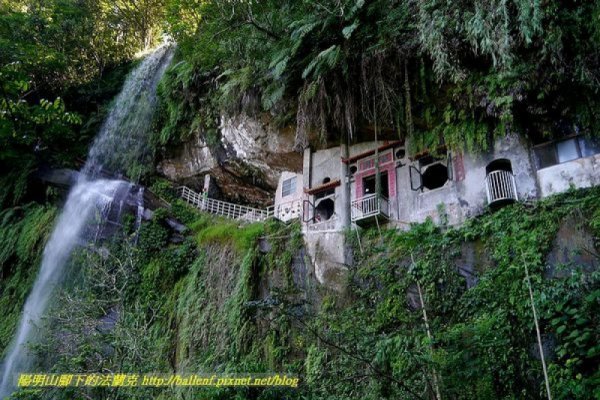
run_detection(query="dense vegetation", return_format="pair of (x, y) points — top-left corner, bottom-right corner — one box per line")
(1, 187), (597, 400)
(158, 0), (600, 154)
(0, 0), (165, 207)
(2, 0), (600, 202)
(1, 1), (600, 399)
(0, 205), (57, 351)
(5, 1), (600, 198)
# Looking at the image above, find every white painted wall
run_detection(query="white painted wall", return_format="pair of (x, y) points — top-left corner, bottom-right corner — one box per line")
(274, 171), (303, 222)
(302, 147), (344, 230)
(537, 154), (600, 197)
(395, 133), (538, 226)
(300, 134), (550, 229)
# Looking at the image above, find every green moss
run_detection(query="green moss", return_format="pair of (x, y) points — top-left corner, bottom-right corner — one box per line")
(0, 204), (57, 354)
(193, 215), (264, 254)
(336, 187), (600, 399)
(9, 188), (600, 400)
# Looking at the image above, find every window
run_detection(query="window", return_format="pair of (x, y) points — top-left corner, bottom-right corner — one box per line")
(315, 198), (334, 221)
(419, 155), (438, 168)
(421, 164), (448, 190)
(282, 177), (296, 197)
(556, 139), (579, 163)
(485, 159), (517, 207)
(362, 172), (389, 197)
(534, 136), (600, 169)
(580, 136), (600, 157)
(486, 158), (513, 175)
(535, 145), (557, 169)
(410, 152), (453, 192)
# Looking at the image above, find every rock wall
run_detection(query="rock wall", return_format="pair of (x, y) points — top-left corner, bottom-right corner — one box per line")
(157, 113), (302, 206)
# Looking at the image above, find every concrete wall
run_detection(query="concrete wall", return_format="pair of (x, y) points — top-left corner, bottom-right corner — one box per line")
(452, 133), (537, 223)
(348, 141), (387, 157)
(298, 134), (600, 289)
(299, 135), (541, 289)
(273, 171), (303, 222)
(302, 134), (538, 228)
(309, 147), (341, 188)
(304, 142), (403, 230)
(395, 133), (538, 226)
(300, 148), (350, 289)
(302, 146), (345, 231)
(303, 231), (349, 292)
(536, 153), (600, 198)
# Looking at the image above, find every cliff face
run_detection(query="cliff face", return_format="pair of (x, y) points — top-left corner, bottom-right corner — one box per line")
(1, 182), (599, 400)
(157, 114), (302, 206)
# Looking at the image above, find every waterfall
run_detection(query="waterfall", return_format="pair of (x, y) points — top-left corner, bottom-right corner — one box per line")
(0, 45), (173, 398)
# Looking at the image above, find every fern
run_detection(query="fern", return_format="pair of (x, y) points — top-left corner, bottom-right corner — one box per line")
(261, 82), (286, 110)
(158, 0), (600, 153)
(302, 45), (341, 80)
(342, 21), (359, 39)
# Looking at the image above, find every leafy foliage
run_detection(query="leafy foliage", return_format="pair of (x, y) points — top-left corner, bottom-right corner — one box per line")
(0, 0), (165, 204)
(0, 204), (56, 353)
(9, 188), (599, 400)
(159, 0), (600, 154)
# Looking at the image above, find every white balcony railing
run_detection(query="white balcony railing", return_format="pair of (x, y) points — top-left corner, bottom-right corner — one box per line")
(485, 170), (518, 205)
(351, 193), (389, 222)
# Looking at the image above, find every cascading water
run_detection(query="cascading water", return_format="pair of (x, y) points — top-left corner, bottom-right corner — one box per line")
(0, 45), (173, 399)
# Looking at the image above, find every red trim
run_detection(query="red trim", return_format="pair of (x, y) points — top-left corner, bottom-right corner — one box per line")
(453, 151), (466, 181)
(354, 164), (397, 200)
(304, 179), (341, 195)
(342, 141), (403, 164)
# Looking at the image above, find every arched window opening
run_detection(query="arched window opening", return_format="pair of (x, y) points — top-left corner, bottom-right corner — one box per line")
(485, 159), (518, 208)
(486, 159), (513, 175)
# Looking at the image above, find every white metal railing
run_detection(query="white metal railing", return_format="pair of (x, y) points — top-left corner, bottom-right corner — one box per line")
(177, 186), (274, 222)
(485, 170), (518, 205)
(351, 193), (389, 222)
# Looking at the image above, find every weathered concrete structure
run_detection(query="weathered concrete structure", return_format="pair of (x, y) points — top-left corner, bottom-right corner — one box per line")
(269, 133), (600, 288)
(161, 111), (600, 290)
(536, 153), (600, 197)
(275, 133), (600, 232)
(272, 171), (303, 222)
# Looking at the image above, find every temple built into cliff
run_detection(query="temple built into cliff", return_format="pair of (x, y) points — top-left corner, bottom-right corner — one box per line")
(177, 131), (600, 284)
(274, 133), (600, 230)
